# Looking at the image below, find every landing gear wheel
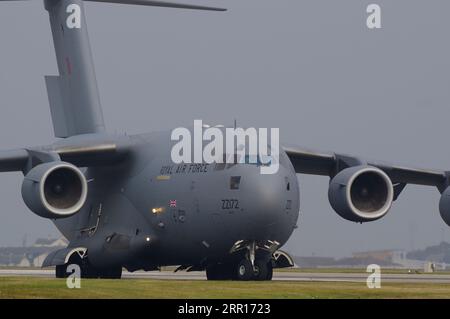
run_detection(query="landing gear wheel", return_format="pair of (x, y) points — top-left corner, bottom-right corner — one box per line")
(82, 262), (98, 279)
(235, 259), (254, 281)
(206, 263), (232, 280)
(266, 263), (273, 281)
(55, 264), (68, 278)
(54, 255), (122, 279)
(253, 260), (271, 281)
(55, 262), (91, 278)
(99, 267), (123, 279)
(206, 265), (221, 280)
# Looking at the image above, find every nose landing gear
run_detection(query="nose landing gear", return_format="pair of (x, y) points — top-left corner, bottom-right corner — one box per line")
(235, 258), (273, 281)
(253, 259), (273, 281)
(235, 241), (273, 281)
(206, 258), (273, 281)
(206, 240), (275, 281)
(236, 259), (254, 281)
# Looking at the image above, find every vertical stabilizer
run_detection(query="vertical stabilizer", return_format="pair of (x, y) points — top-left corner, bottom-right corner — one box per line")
(45, 0), (105, 137)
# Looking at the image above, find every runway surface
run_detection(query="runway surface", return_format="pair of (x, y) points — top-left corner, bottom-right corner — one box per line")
(1, 269), (450, 283)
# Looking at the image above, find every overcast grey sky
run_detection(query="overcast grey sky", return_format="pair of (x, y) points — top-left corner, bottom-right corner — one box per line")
(1, 0), (450, 257)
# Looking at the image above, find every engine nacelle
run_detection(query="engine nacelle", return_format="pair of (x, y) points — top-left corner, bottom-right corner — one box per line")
(439, 187), (450, 227)
(21, 162), (88, 219)
(328, 165), (394, 222)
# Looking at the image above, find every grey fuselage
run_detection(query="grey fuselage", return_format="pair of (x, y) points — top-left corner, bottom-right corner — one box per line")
(52, 130), (300, 271)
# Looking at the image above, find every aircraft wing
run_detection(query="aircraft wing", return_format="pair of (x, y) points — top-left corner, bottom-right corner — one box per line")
(284, 146), (448, 189)
(0, 135), (132, 173)
(48, 140), (130, 167)
(0, 150), (29, 173)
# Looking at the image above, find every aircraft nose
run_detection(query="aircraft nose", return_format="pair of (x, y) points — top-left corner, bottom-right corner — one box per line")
(241, 164), (299, 244)
(243, 167), (288, 228)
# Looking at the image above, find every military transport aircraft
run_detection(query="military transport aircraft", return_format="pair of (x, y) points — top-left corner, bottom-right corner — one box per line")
(1, 0), (450, 281)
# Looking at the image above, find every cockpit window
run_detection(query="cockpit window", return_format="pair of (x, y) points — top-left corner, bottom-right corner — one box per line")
(214, 154), (271, 171)
(244, 155), (272, 166)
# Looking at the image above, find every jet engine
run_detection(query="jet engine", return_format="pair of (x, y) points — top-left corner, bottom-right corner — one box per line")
(21, 162), (88, 219)
(328, 165), (394, 222)
(439, 187), (450, 227)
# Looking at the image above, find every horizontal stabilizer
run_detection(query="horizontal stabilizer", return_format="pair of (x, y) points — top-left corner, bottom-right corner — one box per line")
(84, 0), (226, 10)
(0, 0), (226, 11)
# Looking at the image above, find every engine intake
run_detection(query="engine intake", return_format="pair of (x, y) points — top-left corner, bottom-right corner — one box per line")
(439, 187), (450, 227)
(21, 162), (88, 219)
(328, 165), (394, 222)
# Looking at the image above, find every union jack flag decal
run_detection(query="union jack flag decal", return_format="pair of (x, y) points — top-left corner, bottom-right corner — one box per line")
(169, 200), (177, 208)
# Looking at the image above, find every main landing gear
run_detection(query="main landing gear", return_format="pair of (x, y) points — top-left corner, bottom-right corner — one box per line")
(55, 253), (122, 279)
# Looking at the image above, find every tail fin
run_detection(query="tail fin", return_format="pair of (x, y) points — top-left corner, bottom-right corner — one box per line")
(42, 0), (225, 138)
(45, 0), (105, 137)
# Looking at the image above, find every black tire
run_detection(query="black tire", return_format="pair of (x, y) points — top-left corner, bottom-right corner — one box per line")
(56, 262), (91, 278)
(55, 255), (113, 279)
(266, 263), (273, 281)
(111, 267), (123, 279)
(206, 265), (220, 280)
(206, 264), (232, 280)
(99, 267), (123, 279)
(81, 262), (98, 279)
(55, 264), (68, 278)
(253, 260), (270, 281)
(235, 259), (254, 281)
